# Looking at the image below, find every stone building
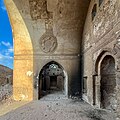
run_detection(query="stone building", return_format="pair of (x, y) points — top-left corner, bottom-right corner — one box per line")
(4, 0), (120, 118)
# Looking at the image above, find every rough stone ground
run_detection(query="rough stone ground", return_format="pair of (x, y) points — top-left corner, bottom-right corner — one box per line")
(0, 84), (12, 101)
(0, 92), (116, 120)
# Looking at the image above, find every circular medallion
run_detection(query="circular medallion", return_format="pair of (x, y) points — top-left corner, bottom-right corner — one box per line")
(40, 32), (57, 53)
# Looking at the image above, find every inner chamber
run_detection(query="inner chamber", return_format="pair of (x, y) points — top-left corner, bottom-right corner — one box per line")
(39, 61), (64, 97)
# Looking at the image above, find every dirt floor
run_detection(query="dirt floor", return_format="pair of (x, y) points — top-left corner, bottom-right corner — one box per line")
(0, 92), (116, 120)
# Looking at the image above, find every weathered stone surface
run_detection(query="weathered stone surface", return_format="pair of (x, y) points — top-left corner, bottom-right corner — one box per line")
(4, 0), (120, 119)
(47, 0), (58, 12)
(4, 0), (33, 101)
(39, 30), (57, 53)
(29, 0), (52, 20)
(4, 0), (90, 101)
(82, 0), (120, 118)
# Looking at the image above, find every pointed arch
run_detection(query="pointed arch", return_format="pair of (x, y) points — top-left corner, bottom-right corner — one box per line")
(93, 50), (117, 109)
(4, 0), (33, 101)
(38, 61), (68, 99)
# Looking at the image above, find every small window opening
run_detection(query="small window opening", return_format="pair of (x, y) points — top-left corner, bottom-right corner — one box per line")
(92, 4), (97, 21)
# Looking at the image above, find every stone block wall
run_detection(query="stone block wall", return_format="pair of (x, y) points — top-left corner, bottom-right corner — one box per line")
(82, 0), (120, 118)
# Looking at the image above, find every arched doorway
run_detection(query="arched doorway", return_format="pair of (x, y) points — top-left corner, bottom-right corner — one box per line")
(100, 55), (116, 110)
(38, 61), (66, 99)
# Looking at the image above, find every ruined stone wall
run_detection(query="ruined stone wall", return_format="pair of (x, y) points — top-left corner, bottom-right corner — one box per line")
(28, 0), (89, 98)
(5, 0), (90, 100)
(82, 0), (120, 117)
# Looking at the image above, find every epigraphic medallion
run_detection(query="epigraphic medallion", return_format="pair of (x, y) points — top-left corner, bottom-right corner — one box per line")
(40, 32), (57, 53)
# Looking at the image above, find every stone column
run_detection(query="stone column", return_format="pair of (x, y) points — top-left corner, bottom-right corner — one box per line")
(5, 0), (34, 101)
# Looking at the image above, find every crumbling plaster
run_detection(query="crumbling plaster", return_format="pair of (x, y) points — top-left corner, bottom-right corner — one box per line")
(4, 0), (90, 101)
(82, 0), (120, 118)
(4, 0), (120, 118)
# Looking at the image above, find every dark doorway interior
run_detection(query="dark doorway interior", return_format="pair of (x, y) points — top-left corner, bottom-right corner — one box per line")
(100, 55), (116, 110)
(50, 76), (57, 90)
(39, 61), (64, 98)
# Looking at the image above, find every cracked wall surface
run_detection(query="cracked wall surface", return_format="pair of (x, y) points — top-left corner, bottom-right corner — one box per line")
(4, 0), (90, 101)
(4, 0), (120, 119)
(82, 0), (120, 118)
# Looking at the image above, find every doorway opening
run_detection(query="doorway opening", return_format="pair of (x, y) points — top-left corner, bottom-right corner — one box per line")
(38, 61), (66, 99)
(100, 55), (116, 110)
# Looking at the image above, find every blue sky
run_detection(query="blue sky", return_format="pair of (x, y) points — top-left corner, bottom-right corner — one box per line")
(0, 0), (13, 69)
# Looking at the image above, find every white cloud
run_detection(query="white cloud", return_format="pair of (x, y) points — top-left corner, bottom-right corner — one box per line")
(5, 52), (9, 56)
(1, 0), (6, 11)
(0, 53), (13, 60)
(8, 48), (13, 53)
(0, 41), (13, 57)
(1, 6), (6, 11)
(1, 41), (11, 47)
(4, 49), (13, 56)
(0, 53), (3, 58)
(0, 41), (13, 58)
(9, 56), (13, 59)
(4, 47), (13, 56)
(0, 54), (13, 68)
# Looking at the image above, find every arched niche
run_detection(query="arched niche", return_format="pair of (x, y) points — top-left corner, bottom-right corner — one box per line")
(100, 55), (116, 109)
(93, 52), (117, 111)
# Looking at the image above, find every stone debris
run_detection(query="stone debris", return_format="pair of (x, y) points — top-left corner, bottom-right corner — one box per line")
(0, 84), (12, 102)
(0, 93), (115, 120)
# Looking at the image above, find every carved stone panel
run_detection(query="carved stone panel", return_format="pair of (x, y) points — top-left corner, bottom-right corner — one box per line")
(39, 31), (57, 53)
